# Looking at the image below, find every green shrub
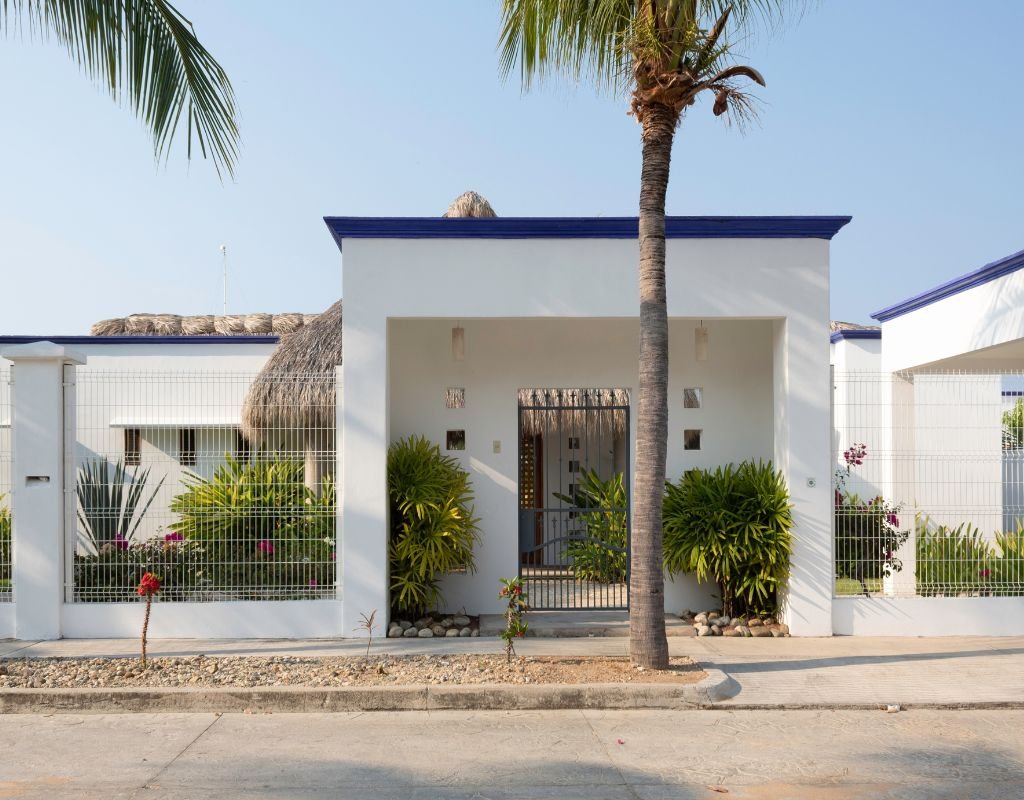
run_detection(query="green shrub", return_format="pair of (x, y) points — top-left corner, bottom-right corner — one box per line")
(0, 496), (10, 592)
(663, 460), (793, 616)
(915, 517), (996, 596)
(73, 539), (204, 602)
(168, 457), (335, 598)
(388, 435), (479, 616)
(993, 530), (1024, 595)
(77, 458), (164, 552)
(554, 469), (627, 583)
(1003, 399), (1024, 449)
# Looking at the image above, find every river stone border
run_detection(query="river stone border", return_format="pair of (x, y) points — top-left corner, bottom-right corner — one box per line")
(0, 669), (736, 714)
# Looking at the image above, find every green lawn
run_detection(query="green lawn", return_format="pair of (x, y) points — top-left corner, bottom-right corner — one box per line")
(834, 577), (884, 596)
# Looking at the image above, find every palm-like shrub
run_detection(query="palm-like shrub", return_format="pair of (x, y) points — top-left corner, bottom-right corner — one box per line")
(554, 469), (628, 583)
(0, 495), (11, 592)
(169, 457), (335, 597)
(915, 517), (996, 597)
(663, 461), (793, 616)
(388, 435), (479, 616)
(77, 459), (165, 553)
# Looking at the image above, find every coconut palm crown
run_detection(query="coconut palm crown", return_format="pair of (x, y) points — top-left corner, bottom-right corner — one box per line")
(2, 0), (239, 178)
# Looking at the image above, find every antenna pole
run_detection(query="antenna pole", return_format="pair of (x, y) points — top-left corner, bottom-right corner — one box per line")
(219, 245), (228, 315)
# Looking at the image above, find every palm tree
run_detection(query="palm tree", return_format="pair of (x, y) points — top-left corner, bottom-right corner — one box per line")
(2, 0), (239, 178)
(499, 0), (781, 668)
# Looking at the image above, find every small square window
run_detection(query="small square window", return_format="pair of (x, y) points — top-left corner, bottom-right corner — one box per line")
(179, 428), (197, 466)
(684, 388), (702, 409)
(446, 429), (465, 451)
(568, 460), (580, 473)
(567, 436), (580, 450)
(684, 429), (702, 451)
(446, 387), (465, 409)
(124, 428), (141, 467)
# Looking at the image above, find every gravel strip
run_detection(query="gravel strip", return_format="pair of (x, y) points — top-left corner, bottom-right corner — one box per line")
(0, 654), (702, 689)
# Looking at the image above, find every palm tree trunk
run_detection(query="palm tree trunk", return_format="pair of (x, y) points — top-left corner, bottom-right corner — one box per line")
(630, 102), (675, 670)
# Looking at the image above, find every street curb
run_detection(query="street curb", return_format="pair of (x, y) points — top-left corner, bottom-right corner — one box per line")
(0, 669), (735, 714)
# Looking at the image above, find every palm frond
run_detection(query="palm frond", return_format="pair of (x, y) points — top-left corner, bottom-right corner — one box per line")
(2, 0), (239, 178)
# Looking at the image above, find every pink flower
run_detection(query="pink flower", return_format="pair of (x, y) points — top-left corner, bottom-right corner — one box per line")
(257, 539), (275, 556)
(979, 568), (991, 579)
(886, 513), (899, 527)
(308, 579), (318, 587)
(113, 534), (129, 551)
(164, 531), (184, 542)
(331, 550), (336, 561)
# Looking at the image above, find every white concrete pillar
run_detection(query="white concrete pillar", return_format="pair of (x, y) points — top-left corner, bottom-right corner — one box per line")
(340, 317), (390, 635)
(774, 318), (834, 636)
(2, 342), (85, 640)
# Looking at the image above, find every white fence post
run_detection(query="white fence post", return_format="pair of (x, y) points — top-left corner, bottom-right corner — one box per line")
(2, 342), (85, 640)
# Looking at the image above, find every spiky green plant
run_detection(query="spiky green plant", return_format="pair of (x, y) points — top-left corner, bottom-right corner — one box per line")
(554, 469), (628, 583)
(1, 0), (239, 177)
(388, 435), (480, 616)
(77, 458), (165, 553)
(915, 517), (997, 597)
(663, 460), (793, 616)
(0, 495), (11, 592)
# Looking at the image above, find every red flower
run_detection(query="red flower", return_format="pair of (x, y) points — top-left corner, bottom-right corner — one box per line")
(257, 539), (275, 556)
(137, 572), (161, 597)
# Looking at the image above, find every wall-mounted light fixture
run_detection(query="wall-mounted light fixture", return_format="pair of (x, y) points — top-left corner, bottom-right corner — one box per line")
(695, 321), (709, 362)
(451, 323), (465, 361)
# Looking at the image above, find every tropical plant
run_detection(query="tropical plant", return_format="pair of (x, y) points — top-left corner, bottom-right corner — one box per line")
(137, 571), (161, 668)
(1003, 399), (1024, 450)
(0, 495), (11, 592)
(993, 529), (1024, 596)
(499, 576), (529, 664)
(73, 536), (202, 602)
(833, 443), (908, 594)
(1, 0), (239, 177)
(77, 458), (165, 553)
(916, 517), (996, 597)
(663, 460), (793, 617)
(169, 456), (335, 596)
(387, 435), (480, 616)
(554, 469), (628, 583)
(499, 0), (789, 668)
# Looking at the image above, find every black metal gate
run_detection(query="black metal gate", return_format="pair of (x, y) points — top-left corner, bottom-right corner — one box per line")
(517, 388), (630, 610)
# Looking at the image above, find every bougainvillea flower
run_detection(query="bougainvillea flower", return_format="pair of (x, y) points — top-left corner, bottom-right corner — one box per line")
(164, 531), (184, 542)
(113, 534), (129, 551)
(257, 539), (275, 556)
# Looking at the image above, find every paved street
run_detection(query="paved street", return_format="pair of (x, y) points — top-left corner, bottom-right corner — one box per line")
(1, 709), (1023, 799)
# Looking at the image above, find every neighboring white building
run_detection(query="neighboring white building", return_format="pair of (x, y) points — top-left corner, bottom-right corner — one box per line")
(331, 215), (852, 637)
(831, 248), (1024, 635)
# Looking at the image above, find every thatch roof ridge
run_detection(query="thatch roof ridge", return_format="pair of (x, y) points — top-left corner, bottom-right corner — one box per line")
(442, 191), (496, 218)
(240, 300), (342, 443)
(830, 320), (880, 333)
(90, 312), (317, 337)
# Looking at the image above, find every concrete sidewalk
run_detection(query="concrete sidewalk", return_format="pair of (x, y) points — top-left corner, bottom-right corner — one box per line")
(3, 635), (1024, 708)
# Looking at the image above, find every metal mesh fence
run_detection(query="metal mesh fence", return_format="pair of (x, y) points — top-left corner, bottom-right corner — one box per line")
(833, 370), (1024, 598)
(0, 367), (11, 602)
(69, 369), (338, 602)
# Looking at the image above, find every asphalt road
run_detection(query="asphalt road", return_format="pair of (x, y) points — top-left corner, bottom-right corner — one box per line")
(1, 709), (1022, 799)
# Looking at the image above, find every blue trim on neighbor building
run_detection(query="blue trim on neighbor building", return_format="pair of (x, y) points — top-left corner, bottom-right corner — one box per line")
(323, 215), (852, 250)
(830, 329), (882, 344)
(872, 248), (1024, 323)
(0, 335), (280, 345)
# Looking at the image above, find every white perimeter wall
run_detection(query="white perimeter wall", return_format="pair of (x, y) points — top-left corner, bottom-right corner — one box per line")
(389, 317), (775, 616)
(343, 236), (834, 635)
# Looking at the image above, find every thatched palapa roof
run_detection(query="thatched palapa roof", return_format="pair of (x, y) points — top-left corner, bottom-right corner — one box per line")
(90, 312), (316, 337)
(518, 388), (630, 438)
(442, 190), (497, 218)
(240, 300), (342, 445)
(830, 320), (880, 333)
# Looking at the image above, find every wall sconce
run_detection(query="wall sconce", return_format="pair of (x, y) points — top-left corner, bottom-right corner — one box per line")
(695, 322), (709, 362)
(451, 324), (465, 361)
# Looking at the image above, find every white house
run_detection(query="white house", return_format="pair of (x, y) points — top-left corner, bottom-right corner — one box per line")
(331, 215), (852, 637)
(831, 248), (1024, 635)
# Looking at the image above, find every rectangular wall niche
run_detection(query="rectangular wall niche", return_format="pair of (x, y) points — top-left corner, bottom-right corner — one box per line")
(567, 436), (580, 450)
(683, 429), (702, 451)
(446, 429), (466, 451)
(683, 387), (702, 409)
(446, 387), (466, 409)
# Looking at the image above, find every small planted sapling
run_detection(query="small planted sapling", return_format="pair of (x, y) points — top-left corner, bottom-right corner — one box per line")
(499, 577), (528, 664)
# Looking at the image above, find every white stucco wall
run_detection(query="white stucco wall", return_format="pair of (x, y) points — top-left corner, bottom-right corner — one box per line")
(880, 268), (1024, 372)
(342, 235), (835, 635)
(389, 317), (775, 616)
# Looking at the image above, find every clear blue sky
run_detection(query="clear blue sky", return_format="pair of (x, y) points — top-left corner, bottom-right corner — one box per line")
(2, 0), (1022, 334)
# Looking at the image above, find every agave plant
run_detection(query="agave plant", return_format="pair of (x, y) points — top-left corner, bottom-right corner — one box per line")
(77, 459), (165, 553)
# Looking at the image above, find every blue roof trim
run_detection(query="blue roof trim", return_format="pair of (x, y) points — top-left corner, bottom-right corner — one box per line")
(872, 248), (1024, 322)
(830, 329), (881, 344)
(0, 335), (280, 345)
(323, 215), (852, 250)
